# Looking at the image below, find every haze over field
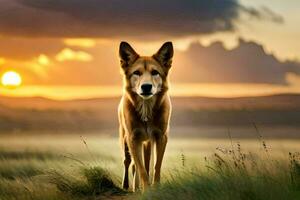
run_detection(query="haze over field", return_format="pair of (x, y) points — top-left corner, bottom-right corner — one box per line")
(0, 94), (299, 138)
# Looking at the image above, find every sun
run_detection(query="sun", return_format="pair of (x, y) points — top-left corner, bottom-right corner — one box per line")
(1, 71), (22, 88)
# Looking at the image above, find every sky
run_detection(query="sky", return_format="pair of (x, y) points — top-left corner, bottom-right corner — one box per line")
(0, 0), (300, 99)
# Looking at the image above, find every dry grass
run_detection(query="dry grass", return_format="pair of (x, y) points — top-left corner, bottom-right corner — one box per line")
(142, 130), (300, 200)
(0, 133), (299, 200)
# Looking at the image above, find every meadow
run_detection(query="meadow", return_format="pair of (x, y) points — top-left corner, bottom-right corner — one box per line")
(0, 132), (299, 200)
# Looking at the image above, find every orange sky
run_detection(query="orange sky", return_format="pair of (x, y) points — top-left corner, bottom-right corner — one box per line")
(0, 0), (300, 99)
(1, 73), (300, 100)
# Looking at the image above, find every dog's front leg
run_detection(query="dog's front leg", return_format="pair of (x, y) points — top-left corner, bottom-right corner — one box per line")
(128, 132), (149, 192)
(154, 133), (168, 184)
(133, 164), (139, 190)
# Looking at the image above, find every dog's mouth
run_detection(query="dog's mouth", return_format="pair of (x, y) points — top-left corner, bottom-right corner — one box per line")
(140, 92), (153, 99)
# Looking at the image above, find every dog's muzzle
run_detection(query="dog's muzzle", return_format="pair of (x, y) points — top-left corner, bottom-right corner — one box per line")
(140, 84), (153, 97)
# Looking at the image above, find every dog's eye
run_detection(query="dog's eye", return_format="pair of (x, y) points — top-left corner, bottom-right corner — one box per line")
(151, 70), (159, 76)
(133, 70), (141, 76)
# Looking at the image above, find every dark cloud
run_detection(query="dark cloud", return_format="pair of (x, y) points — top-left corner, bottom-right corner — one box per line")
(172, 39), (300, 84)
(240, 5), (284, 24)
(0, 0), (282, 38)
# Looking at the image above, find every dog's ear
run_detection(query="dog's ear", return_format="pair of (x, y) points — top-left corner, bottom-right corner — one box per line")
(119, 41), (139, 69)
(153, 42), (173, 69)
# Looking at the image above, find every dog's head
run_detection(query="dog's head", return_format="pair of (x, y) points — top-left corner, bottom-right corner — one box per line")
(119, 41), (173, 99)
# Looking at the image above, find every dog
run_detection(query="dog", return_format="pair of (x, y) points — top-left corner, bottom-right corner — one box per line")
(118, 41), (173, 192)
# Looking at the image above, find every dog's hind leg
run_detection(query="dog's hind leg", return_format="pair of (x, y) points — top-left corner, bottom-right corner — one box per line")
(121, 139), (132, 190)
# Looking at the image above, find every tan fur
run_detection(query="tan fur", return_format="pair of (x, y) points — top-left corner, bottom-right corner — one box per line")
(118, 41), (173, 192)
(136, 97), (156, 122)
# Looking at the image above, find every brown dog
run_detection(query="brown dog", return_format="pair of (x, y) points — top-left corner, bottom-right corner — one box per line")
(118, 41), (173, 192)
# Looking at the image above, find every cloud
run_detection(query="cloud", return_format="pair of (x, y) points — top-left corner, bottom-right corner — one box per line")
(1, 37), (298, 86)
(55, 48), (93, 62)
(172, 39), (300, 84)
(64, 39), (96, 48)
(0, 0), (283, 38)
(0, 38), (65, 60)
(0, 37), (114, 85)
(30, 39), (300, 86)
(0, 58), (6, 65)
(240, 5), (284, 24)
(37, 54), (50, 66)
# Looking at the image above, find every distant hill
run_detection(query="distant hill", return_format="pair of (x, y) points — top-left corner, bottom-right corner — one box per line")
(1, 93), (300, 110)
(0, 94), (300, 135)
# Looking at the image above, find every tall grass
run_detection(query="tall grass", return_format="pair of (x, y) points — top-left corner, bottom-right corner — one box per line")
(0, 137), (126, 200)
(49, 166), (125, 197)
(47, 136), (126, 199)
(142, 134), (300, 200)
(0, 134), (299, 200)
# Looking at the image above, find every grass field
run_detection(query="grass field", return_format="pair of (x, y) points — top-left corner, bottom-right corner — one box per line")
(0, 133), (299, 200)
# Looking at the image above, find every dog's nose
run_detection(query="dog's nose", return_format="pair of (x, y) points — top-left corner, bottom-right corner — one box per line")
(141, 84), (152, 94)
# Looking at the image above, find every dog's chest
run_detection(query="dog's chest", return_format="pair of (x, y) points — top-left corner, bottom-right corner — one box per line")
(135, 98), (156, 122)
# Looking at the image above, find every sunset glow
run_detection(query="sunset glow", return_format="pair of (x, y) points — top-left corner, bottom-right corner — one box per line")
(1, 71), (22, 88)
(1, 81), (300, 100)
(0, 0), (298, 99)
